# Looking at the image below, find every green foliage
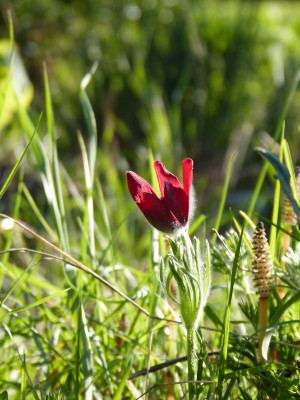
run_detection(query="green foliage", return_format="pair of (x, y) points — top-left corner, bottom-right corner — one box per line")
(0, 1), (300, 399)
(255, 146), (300, 217)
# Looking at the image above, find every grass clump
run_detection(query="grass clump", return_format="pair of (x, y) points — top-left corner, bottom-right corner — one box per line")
(1, 9), (300, 400)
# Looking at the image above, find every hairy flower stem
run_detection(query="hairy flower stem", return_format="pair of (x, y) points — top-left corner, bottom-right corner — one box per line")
(187, 326), (197, 400)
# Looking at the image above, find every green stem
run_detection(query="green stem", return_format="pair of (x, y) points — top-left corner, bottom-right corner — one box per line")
(187, 326), (197, 400)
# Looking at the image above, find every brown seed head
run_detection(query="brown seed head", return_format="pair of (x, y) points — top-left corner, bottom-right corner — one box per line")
(252, 221), (273, 298)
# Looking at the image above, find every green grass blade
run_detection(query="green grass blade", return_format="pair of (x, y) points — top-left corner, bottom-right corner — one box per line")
(0, 71), (10, 125)
(1, 168), (24, 268)
(239, 210), (256, 230)
(0, 287), (71, 322)
(96, 178), (113, 262)
(0, 254), (39, 307)
(255, 146), (300, 217)
(247, 70), (300, 219)
(80, 62), (98, 183)
(22, 183), (57, 240)
(21, 355), (26, 400)
(90, 327), (113, 394)
(0, 12), (14, 123)
(224, 363), (288, 380)
(148, 148), (160, 194)
(269, 127), (285, 261)
(112, 352), (133, 400)
(79, 65), (98, 269)
(80, 304), (94, 399)
(15, 93), (46, 172)
(78, 131), (96, 268)
(283, 139), (299, 205)
(231, 213), (253, 255)
(44, 64), (70, 252)
(0, 116), (40, 200)
(0, 259), (61, 293)
(217, 228), (243, 397)
(262, 291), (300, 360)
(212, 153), (235, 244)
(7, 10), (14, 50)
(2, 323), (40, 400)
(189, 214), (207, 235)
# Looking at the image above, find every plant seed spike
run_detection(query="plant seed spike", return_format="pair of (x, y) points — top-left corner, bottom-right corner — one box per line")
(252, 221), (273, 364)
(252, 221), (273, 298)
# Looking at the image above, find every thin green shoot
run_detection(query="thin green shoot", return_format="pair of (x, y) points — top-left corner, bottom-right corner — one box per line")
(0, 117), (39, 200)
(212, 153), (235, 245)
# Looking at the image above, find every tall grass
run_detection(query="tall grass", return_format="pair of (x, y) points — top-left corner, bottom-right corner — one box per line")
(0, 16), (300, 400)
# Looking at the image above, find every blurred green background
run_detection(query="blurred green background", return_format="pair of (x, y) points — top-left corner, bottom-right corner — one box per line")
(1, 0), (300, 223)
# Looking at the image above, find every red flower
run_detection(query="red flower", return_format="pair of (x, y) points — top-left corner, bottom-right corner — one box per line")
(127, 159), (193, 234)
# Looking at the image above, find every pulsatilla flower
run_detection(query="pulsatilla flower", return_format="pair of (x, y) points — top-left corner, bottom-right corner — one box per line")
(127, 159), (193, 234)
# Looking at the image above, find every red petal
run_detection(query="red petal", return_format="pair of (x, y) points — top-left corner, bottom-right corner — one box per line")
(154, 161), (182, 198)
(127, 171), (180, 233)
(182, 158), (193, 197)
(127, 171), (157, 203)
(164, 182), (189, 226)
(140, 193), (181, 233)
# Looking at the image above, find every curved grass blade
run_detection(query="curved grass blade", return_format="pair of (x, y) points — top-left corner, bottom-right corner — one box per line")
(262, 291), (300, 360)
(2, 323), (40, 400)
(0, 214), (181, 324)
(247, 71), (300, 219)
(254, 147), (300, 217)
(22, 183), (57, 240)
(0, 115), (40, 200)
(1, 168), (24, 269)
(224, 363), (288, 380)
(0, 287), (71, 322)
(0, 254), (40, 308)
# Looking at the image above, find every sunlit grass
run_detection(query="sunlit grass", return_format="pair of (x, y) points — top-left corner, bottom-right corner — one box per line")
(0, 10), (300, 400)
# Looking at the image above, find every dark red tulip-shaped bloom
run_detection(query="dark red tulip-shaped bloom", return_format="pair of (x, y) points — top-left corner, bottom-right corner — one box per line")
(127, 159), (193, 234)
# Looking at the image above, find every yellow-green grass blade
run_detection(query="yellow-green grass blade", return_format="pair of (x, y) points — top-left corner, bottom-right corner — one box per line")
(79, 65), (98, 272)
(1, 168), (23, 271)
(0, 287), (71, 322)
(2, 323), (39, 400)
(22, 183), (57, 240)
(0, 254), (39, 308)
(79, 303), (94, 399)
(269, 127), (284, 263)
(78, 131), (96, 269)
(283, 139), (299, 205)
(189, 214), (207, 235)
(247, 71), (300, 219)
(217, 229), (243, 397)
(0, 118), (39, 200)
(0, 257), (64, 293)
(212, 153), (235, 244)
(44, 64), (70, 253)
(80, 62), (98, 183)
(112, 352), (133, 400)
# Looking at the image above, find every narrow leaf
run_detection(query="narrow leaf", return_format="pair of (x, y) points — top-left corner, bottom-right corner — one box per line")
(217, 228), (243, 397)
(254, 147), (300, 217)
(212, 153), (235, 244)
(0, 116), (40, 200)
(0, 287), (71, 322)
